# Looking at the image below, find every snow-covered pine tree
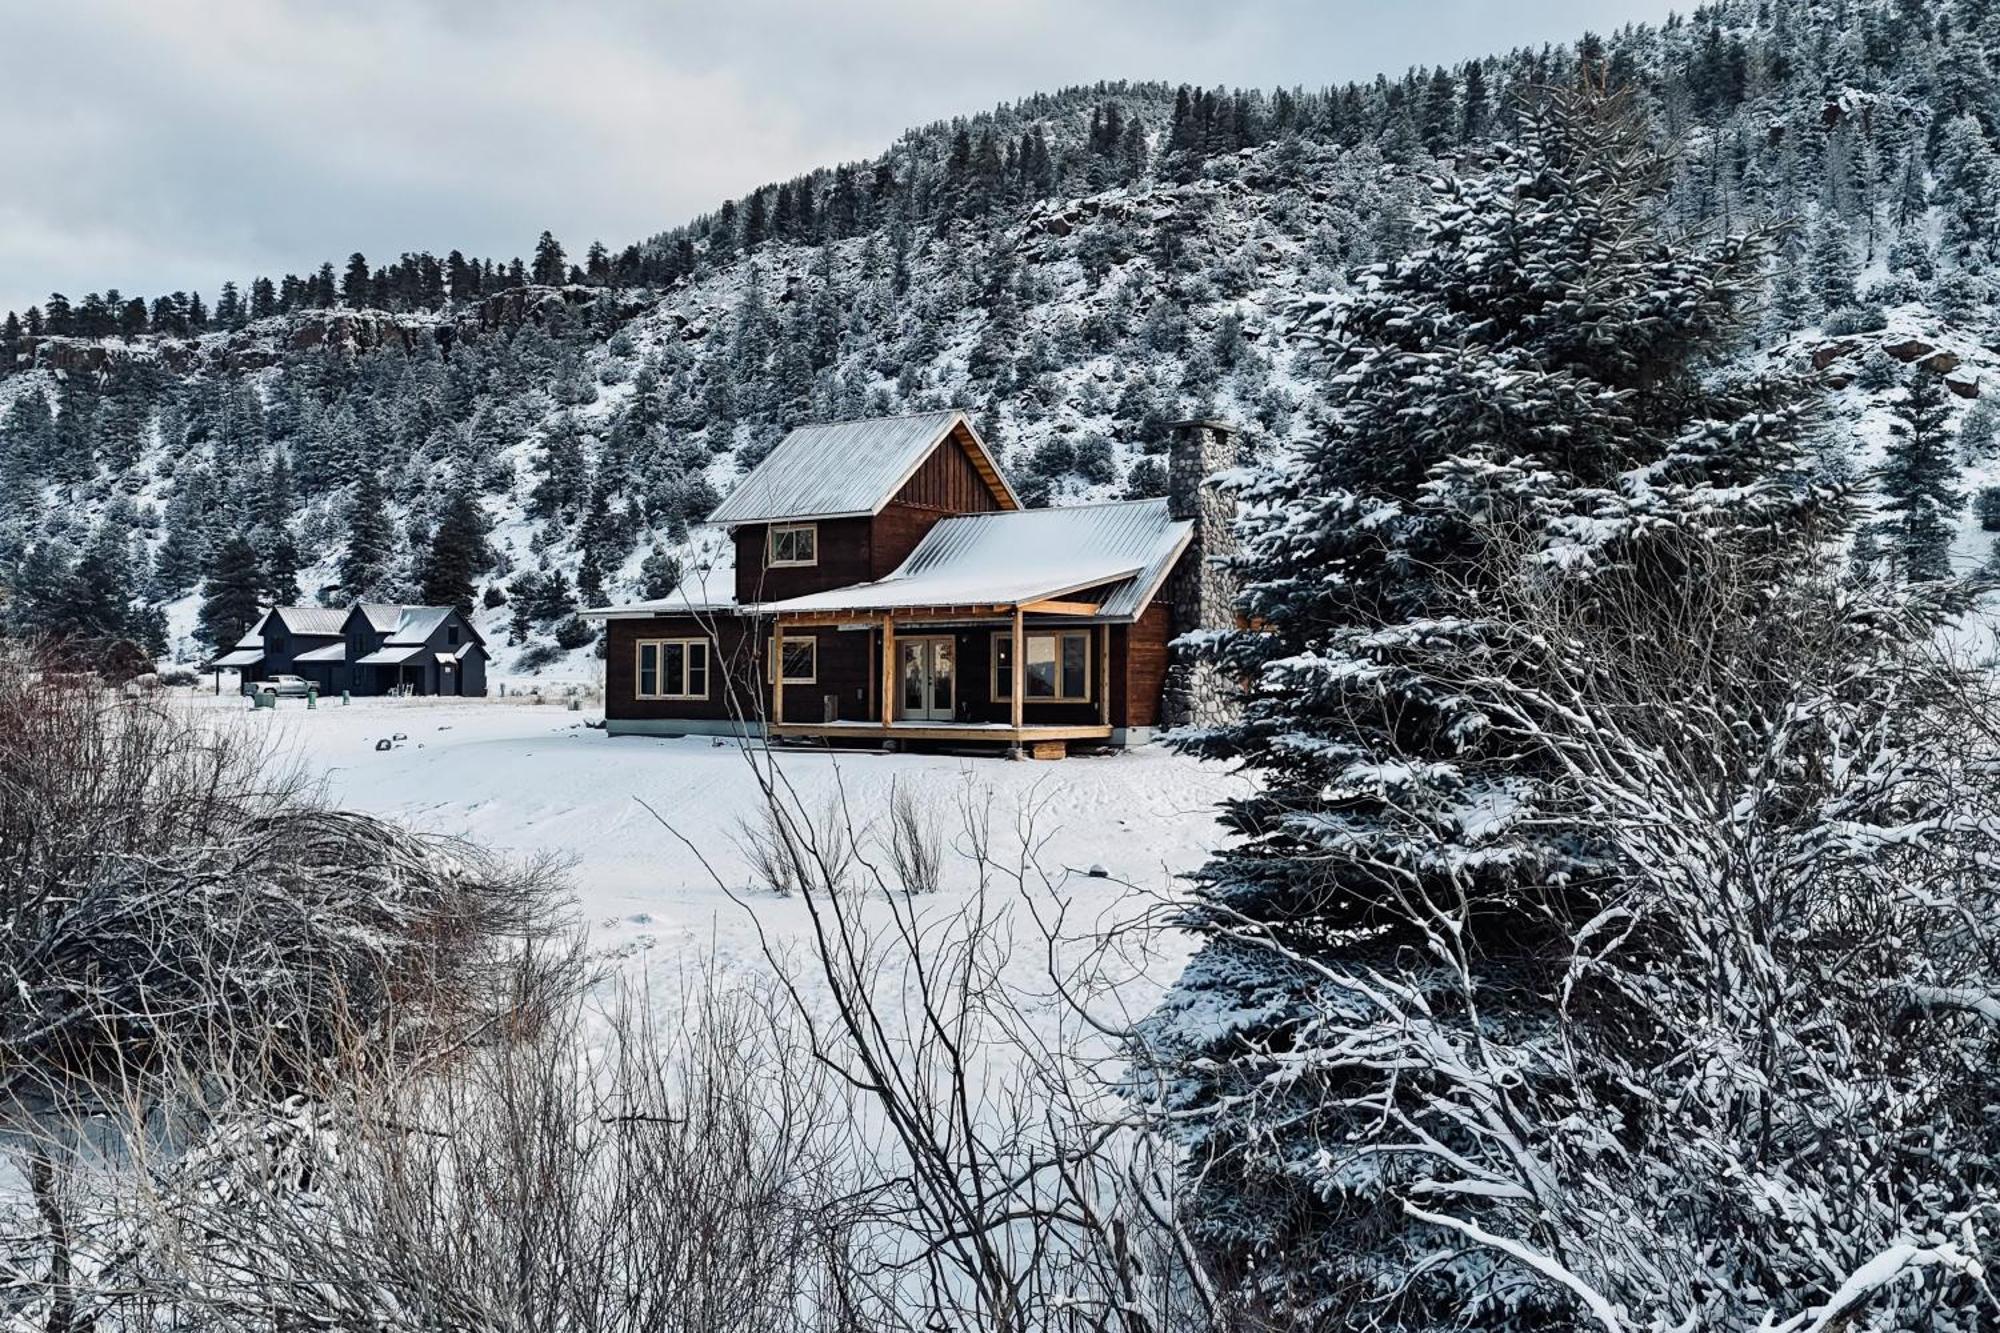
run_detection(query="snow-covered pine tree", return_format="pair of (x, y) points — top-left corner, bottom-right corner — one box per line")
(418, 488), (489, 615)
(338, 468), (395, 601)
(195, 533), (265, 653)
(1138, 82), (2000, 1330)
(1876, 364), (1962, 582)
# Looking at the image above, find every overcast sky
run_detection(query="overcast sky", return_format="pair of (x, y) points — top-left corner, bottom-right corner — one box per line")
(0, 0), (1686, 318)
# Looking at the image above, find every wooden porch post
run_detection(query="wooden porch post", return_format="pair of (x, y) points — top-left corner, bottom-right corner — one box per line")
(880, 613), (896, 729)
(1010, 606), (1025, 733)
(1098, 622), (1110, 726)
(772, 622), (786, 726)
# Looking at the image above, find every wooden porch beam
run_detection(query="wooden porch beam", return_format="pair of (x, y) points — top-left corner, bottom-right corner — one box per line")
(880, 613), (895, 730)
(1019, 599), (1103, 617)
(1010, 606), (1024, 733)
(1098, 622), (1110, 727)
(772, 626), (786, 726)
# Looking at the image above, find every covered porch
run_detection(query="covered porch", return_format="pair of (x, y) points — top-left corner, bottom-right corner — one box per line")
(767, 600), (1117, 757)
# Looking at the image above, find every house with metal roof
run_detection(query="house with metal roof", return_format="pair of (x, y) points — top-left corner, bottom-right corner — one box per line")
(209, 603), (487, 696)
(584, 411), (1243, 756)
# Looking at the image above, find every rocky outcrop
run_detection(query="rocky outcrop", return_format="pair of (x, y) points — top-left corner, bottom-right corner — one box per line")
(7, 282), (665, 382)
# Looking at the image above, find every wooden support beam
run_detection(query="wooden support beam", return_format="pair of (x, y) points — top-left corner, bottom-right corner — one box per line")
(880, 613), (896, 729)
(1010, 607), (1025, 732)
(772, 626), (786, 726)
(1019, 599), (1103, 617)
(1098, 622), (1110, 727)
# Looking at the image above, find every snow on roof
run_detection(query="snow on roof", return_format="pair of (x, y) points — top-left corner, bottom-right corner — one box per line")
(704, 410), (1018, 526)
(354, 644), (426, 666)
(292, 642), (347, 664)
(210, 648), (264, 667)
(750, 499), (1193, 621)
(385, 607), (452, 645)
(357, 603), (405, 633)
(270, 606), (349, 636)
(237, 610), (270, 648)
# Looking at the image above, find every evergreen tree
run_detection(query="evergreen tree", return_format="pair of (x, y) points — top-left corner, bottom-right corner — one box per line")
(637, 544), (683, 599)
(418, 487), (490, 614)
(338, 468), (395, 600)
(532, 231), (567, 285)
(1137, 88), (1838, 1327)
(1877, 366), (1962, 582)
(196, 533), (266, 653)
(1805, 213), (1859, 316)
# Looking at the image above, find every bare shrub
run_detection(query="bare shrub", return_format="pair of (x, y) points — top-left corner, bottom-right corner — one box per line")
(0, 648), (578, 1095)
(1, 970), (868, 1332)
(683, 764), (1221, 1333)
(881, 779), (944, 895)
(733, 786), (857, 899)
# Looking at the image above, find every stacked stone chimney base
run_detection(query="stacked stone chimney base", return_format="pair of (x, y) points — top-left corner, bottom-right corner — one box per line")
(1163, 419), (1242, 731)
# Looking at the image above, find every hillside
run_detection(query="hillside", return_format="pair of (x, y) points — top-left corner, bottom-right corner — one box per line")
(3, 0), (1999, 675)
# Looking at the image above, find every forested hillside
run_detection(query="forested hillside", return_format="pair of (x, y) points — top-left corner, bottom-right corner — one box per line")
(2, 0), (1997, 672)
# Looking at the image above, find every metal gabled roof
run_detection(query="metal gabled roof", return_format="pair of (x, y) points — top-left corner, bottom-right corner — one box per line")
(750, 498), (1192, 622)
(385, 607), (452, 645)
(704, 410), (1019, 526)
(356, 603), (406, 633)
(268, 606), (348, 637)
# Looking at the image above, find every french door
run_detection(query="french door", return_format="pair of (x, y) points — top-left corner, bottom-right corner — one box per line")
(897, 637), (955, 722)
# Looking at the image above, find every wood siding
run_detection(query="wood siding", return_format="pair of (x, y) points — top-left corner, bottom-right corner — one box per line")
(605, 616), (765, 722)
(1114, 602), (1172, 728)
(889, 423), (1007, 515)
(732, 516), (876, 603)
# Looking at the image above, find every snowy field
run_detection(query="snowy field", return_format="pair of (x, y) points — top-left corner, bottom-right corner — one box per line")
(195, 692), (1249, 1036)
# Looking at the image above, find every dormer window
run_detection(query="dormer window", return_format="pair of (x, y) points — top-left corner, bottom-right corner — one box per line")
(767, 523), (818, 568)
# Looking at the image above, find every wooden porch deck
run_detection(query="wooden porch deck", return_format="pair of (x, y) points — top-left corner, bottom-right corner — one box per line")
(769, 720), (1113, 748)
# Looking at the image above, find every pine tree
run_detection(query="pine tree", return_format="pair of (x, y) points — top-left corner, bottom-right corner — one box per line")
(532, 231), (566, 286)
(196, 533), (266, 653)
(418, 488), (489, 614)
(338, 468), (395, 599)
(1137, 87), (1838, 1327)
(1805, 212), (1859, 316)
(637, 544), (683, 599)
(1878, 366), (1962, 582)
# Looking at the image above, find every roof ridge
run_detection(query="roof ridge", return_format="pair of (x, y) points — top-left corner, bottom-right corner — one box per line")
(937, 496), (1173, 520)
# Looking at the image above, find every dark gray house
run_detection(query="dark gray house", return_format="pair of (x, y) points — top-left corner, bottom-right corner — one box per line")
(210, 603), (488, 696)
(343, 603), (488, 696)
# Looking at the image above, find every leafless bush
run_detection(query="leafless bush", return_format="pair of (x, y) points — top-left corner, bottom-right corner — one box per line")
(734, 787), (858, 900)
(0, 647), (579, 1096)
(0, 970), (871, 1332)
(881, 780), (944, 895)
(678, 758), (1221, 1333)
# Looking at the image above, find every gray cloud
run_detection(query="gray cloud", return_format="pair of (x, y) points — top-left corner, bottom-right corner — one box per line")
(0, 0), (1680, 316)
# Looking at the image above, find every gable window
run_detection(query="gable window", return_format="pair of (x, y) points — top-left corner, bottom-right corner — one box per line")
(992, 630), (1091, 702)
(772, 635), (817, 684)
(767, 523), (818, 568)
(447, 625), (460, 646)
(636, 639), (710, 700)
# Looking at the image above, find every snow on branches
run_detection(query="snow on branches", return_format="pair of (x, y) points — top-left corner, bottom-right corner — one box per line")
(1136, 83), (2000, 1331)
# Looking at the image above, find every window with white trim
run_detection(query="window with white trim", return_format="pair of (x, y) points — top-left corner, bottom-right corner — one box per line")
(772, 628), (820, 680)
(636, 638), (710, 700)
(767, 523), (818, 567)
(992, 629), (1091, 702)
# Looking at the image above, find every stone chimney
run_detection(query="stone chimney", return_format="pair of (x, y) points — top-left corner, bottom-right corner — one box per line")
(1162, 419), (1241, 731)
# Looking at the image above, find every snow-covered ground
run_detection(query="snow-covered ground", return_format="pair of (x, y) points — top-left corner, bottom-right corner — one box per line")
(205, 692), (1247, 1033)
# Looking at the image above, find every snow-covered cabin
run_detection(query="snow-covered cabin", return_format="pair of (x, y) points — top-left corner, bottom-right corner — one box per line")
(583, 411), (1242, 755)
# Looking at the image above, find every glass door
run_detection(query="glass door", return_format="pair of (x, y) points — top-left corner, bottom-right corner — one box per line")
(897, 637), (955, 722)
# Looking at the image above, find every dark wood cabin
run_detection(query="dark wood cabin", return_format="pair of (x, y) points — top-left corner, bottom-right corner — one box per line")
(586, 411), (1241, 758)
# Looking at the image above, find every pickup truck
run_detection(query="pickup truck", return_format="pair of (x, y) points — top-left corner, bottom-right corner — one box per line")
(244, 675), (313, 698)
